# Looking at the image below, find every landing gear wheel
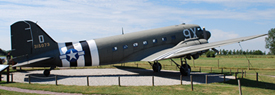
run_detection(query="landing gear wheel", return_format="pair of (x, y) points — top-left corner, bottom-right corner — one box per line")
(43, 69), (50, 77)
(180, 64), (191, 76)
(152, 62), (162, 72)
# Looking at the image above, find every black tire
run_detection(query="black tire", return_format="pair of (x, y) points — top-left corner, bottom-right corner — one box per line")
(43, 69), (50, 77)
(180, 64), (191, 76)
(152, 62), (162, 72)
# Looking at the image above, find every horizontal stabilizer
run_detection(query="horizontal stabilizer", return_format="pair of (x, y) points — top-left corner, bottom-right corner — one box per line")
(12, 57), (52, 67)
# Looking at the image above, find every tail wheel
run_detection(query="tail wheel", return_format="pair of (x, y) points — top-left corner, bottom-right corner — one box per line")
(43, 69), (50, 77)
(152, 62), (162, 72)
(180, 64), (191, 76)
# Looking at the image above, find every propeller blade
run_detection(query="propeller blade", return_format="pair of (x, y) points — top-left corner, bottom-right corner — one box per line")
(203, 27), (207, 40)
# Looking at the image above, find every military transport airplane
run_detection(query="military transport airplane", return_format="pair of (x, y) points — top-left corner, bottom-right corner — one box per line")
(11, 20), (266, 76)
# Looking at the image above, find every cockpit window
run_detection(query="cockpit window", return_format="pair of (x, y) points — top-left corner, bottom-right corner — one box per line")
(197, 27), (202, 31)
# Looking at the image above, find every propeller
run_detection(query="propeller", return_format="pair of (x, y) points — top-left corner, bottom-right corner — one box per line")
(203, 27), (220, 54)
(203, 27), (207, 40)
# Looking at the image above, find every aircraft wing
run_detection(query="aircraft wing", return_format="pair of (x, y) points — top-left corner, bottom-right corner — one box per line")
(141, 34), (267, 61)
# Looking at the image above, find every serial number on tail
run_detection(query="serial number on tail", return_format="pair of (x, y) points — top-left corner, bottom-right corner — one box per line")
(34, 43), (50, 49)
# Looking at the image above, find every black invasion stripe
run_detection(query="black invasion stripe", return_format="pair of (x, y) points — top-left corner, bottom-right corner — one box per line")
(80, 40), (92, 66)
(65, 42), (77, 67)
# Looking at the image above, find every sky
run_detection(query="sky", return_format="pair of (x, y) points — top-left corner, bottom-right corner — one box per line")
(0, 0), (274, 53)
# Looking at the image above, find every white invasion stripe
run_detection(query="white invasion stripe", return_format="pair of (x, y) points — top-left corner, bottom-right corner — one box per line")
(73, 42), (85, 67)
(87, 40), (100, 66)
(58, 43), (70, 67)
(58, 43), (66, 54)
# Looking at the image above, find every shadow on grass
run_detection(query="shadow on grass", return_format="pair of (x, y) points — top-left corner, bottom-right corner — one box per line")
(225, 78), (275, 90)
(116, 66), (275, 90)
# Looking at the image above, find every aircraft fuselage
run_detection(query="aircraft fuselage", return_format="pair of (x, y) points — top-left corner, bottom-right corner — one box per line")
(56, 24), (210, 67)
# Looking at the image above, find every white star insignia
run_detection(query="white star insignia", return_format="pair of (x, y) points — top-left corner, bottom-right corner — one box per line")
(67, 50), (77, 61)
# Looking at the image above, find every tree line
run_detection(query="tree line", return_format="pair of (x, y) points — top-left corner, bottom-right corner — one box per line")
(219, 49), (266, 55)
(205, 49), (269, 57)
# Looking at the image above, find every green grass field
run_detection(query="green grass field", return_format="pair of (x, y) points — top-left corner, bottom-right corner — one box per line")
(0, 55), (274, 95)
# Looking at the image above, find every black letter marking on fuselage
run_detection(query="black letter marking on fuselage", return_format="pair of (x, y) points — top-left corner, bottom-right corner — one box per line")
(183, 28), (197, 39)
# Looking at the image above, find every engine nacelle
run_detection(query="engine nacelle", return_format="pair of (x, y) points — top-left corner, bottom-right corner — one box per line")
(174, 38), (209, 60)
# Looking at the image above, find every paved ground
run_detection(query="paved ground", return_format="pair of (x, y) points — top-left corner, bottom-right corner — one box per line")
(1, 68), (234, 86)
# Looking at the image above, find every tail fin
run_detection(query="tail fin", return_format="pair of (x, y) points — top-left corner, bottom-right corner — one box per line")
(11, 21), (58, 59)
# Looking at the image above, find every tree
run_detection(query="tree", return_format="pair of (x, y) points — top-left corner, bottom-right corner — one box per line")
(233, 49), (236, 55)
(265, 28), (275, 55)
(228, 50), (232, 55)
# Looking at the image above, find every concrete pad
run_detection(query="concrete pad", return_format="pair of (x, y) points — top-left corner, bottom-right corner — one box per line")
(1, 68), (234, 86)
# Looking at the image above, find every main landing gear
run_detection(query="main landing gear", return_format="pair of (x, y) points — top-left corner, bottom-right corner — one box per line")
(149, 61), (162, 72)
(171, 58), (191, 76)
(148, 58), (191, 76)
(43, 66), (56, 77)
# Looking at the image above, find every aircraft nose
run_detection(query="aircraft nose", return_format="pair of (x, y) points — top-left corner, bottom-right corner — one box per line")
(206, 30), (211, 40)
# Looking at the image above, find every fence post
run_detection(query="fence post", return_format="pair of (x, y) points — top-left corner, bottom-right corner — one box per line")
(245, 71), (246, 77)
(55, 76), (58, 85)
(199, 67), (201, 72)
(180, 75), (182, 85)
(11, 73), (13, 82)
(238, 79), (242, 95)
(118, 76), (121, 86)
(28, 75), (31, 84)
(210, 67), (212, 73)
(87, 76), (89, 86)
(256, 72), (258, 86)
(218, 59), (220, 68)
(190, 75), (193, 91)
(241, 70), (243, 78)
(237, 69), (239, 73)
(7, 67), (9, 83)
(235, 72), (237, 80)
(205, 75), (208, 84)
(230, 69), (231, 74)
(152, 76), (155, 86)
(221, 68), (223, 73)
(247, 60), (250, 70)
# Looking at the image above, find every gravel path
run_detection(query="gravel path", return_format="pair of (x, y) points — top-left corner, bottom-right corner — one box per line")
(1, 68), (234, 86)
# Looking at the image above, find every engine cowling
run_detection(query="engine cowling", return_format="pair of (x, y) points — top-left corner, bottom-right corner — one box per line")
(174, 38), (209, 60)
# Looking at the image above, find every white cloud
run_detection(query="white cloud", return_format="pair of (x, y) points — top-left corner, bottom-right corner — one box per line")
(208, 29), (239, 42)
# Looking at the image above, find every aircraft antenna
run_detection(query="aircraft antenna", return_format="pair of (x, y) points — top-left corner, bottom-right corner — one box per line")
(122, 27), (124, 35)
